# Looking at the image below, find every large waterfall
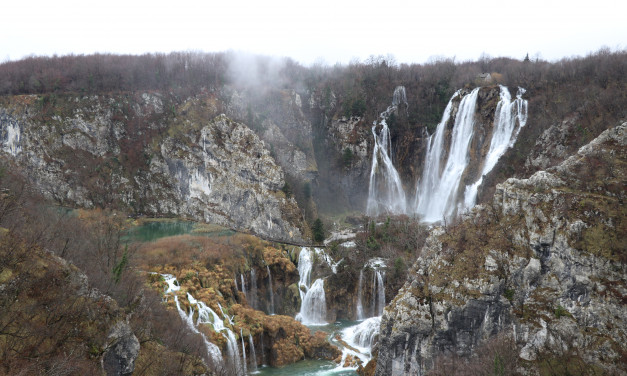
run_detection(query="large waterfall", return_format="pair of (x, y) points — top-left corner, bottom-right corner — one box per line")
(366, 86), (408, 216)
(414, 88), (481, 222)
(366, 85), (528, 223)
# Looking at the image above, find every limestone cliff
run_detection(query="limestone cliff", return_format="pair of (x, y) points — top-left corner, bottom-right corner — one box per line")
(375, 122), (626, 375)
(0, 93), (304, 242)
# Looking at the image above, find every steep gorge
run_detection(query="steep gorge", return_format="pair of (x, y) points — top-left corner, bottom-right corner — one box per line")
(1, 51), (626, 375)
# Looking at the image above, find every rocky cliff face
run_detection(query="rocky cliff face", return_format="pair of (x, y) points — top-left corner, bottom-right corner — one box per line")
(375, 122), (626, 375)
(0, 93), (304, 241)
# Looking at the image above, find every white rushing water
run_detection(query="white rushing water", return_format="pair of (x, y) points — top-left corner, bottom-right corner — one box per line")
(414, 87), (481, 222)
(341, 316), (381, 355)
(162, 274), (248, 375)
(362, 86), (528, 223)
(266, 265), (275, 315)
(162, 274), (225, 369)
(463, 86), (528, 210)
(366, 86), (408, 217)
(366, 258), (386, 317)
(295, 248), (328, 325)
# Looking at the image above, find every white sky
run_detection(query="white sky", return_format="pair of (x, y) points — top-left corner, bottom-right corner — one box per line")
(2, 0), (625, 65)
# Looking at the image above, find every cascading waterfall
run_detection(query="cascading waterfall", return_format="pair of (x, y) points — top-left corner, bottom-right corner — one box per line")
(295, 247), (328, 325)
(414, 88), (481, 222)
(266, 265), (275, 315)
(463, 86), (528, 209)
(366, 86), (408, 217)
(190, 295), (243, 375)
(248, 334), (258, 372)
(356, 269), (365, 320)
(361, 85), (528, 223)
(161, 274), (225, 369)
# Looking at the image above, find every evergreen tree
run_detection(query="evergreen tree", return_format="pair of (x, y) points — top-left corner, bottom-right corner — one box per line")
(312, 218), (325, 243)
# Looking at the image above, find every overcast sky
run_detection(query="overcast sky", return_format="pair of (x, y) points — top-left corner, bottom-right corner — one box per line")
(2, 0), (625, 65)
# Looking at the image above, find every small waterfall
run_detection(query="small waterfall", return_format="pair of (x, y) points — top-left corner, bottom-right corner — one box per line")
(249, 268), (258, 310)
(366, 259), (386, 317)
(260, 331), (266, 366)
(248, 334), (258, 372)
(1, 121), (22, 156)
(240, 274), (247, 300)
(414, 88), (481, 222)
(240, 329), (248, 375)
(463, 86), (529, 210)
(297, 247), (313, 288)
(266, 265), (275, 314)
(298, 279), (327, 325)
(375, 270), (385, 316)
(295, 248), (328, 325)
(356, 269), (365, 320)
(234, 273), (239, 291)
(366, 86), (408, 217)
(370, 271), (377, 317)
(224, 328), (244, 375)
(189, 295), (243, 376)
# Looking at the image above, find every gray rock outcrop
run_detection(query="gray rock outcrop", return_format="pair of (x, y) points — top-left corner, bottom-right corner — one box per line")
(375, 122), (627, 375)
(102, 321), (140, 376)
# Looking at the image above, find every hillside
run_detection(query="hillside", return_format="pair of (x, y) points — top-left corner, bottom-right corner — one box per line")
(0, 50), (626, 376)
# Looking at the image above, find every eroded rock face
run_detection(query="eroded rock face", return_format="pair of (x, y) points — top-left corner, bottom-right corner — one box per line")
(0, 94), (303, 242)
(375, 122), (627, 375)
(151, 114), (304, 241)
